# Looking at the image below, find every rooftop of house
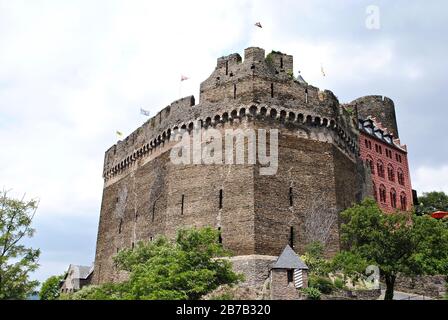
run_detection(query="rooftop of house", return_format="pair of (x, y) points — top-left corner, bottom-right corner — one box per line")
(359, 117), (407, 152)
(272, 245), (308, 270)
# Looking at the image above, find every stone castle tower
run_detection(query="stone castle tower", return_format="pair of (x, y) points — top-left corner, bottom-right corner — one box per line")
(92, 47), (382, 285)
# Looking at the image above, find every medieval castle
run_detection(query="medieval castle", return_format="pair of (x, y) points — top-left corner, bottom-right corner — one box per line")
(91, 47), (412, 291)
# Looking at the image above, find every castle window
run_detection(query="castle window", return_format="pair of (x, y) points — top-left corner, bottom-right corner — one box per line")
(289, 226), (294, 248)
(387, 164), (395, 182)
(218, 227), (222, 244)
(270, 83), (274, 98)
(289, 187), (293, 207)
(219, 189), (223, 209)
(379, 184), (387, 203)
(365, 139), (369, 148)
(118, 219), (123, 234)
(400, 193), (407, 211)
(305, 88), (308, 104)
(377, 160), (384, 178)
(132, 242), (135, 250)
(397, 169), (405, 186)
(287, 269), (294, 283)
(233, 84), (236, 99)
(152, 201), (156, 222)
(390, 188), (397, 209)
(280, 57), (283, 69)
(181, 194), (185, 215)
(366, 156), (374, 174)
(373, 182), (378, 201)
(225, 60), (228, 75)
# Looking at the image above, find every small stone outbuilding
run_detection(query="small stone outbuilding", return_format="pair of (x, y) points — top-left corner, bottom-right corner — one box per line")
(270, 245), (308, 300)
(60, 264), (94, 294)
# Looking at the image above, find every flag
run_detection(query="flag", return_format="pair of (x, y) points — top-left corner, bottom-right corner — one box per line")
(116, 131), (123, 138)
(140, 108), (150, 116)
(321, 65), (326, 77)
(254, 22), (262, 28)
(181, 75), (189, 81)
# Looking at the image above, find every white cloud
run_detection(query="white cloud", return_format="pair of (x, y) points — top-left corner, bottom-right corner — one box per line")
(412, 166), (448, 195)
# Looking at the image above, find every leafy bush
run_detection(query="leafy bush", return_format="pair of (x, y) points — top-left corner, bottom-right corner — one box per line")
(308, 276), (334, 294)
(301, 241), (331, 276)
(333, 277), (345, 290)
(69, 227), (243, 300)
(301, 287), (321, 300)
(212, 292), (234, 300)
(39, 275), (64, 300)
(70, 284), (126, 300)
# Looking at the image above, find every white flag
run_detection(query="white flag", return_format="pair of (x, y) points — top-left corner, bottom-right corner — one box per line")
(140, 108), (150, 116)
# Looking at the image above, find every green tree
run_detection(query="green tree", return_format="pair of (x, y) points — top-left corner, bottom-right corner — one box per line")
(74, 227), (242, 300)
(333, 198), (448, 300)
(0, 190), (40, 299)
(301, 241), (330, 276)
(416, 191), (448, 215)
(39, 275), (63, 300)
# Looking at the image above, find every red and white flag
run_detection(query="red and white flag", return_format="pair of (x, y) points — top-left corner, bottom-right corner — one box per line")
(181, 75), (189, 81)
(254, 22), (262, 28)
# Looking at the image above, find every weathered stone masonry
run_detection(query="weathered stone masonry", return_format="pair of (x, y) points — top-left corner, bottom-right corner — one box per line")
(92, 47), (406, 287)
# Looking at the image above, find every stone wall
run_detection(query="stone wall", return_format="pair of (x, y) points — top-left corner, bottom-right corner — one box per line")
(228, 255), (277, 289)
(270, 269), (301, 300)
(394, 275), (447, 298)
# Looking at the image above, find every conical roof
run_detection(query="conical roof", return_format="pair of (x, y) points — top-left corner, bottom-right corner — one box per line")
(272, 245), (308, 269)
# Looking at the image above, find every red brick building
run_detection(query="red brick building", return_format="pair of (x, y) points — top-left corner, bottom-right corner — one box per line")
(358, 117), (413, 213)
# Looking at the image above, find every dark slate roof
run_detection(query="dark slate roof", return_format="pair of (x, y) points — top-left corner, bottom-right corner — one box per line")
(296, 73), (307, 85)
(272, 245), (308, 270)
(64, 265), (93, 280)
(358, 118), (406, 152)
(78, 265), (93, 279)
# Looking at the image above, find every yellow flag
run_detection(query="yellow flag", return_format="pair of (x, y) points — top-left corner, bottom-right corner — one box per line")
(116, 131), (123, 138)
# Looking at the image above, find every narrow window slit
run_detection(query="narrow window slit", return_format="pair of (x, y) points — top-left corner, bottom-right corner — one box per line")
(219, 189), (223, 209)
(289, 226), (294, 248)
(181, 194), (185, 215)
(289, 187), (293, 207)
(218, 227), (222, 244)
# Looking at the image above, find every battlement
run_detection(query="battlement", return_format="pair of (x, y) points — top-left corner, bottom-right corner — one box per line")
(103, 95), (195, 173)
(102, 47), (360, 183)
(200, 47), (309, 106)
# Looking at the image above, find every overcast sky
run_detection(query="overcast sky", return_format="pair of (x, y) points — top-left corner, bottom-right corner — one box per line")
(1, 0), (447, 284)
